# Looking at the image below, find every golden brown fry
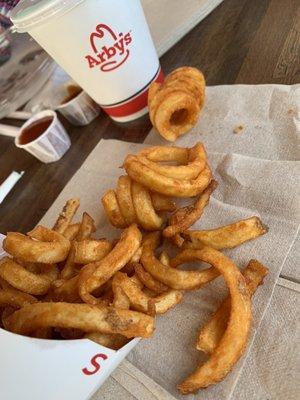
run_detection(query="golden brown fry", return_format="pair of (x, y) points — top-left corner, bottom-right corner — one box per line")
(183, 217), (268, 250)
(150, 192), (176, 212)
(148, 81), (161, 124)
(130, 246), (142, 264)
(96, 278), (114, 302)
(120, 247), (143, 276)
(0, 257), (58, 295)
(116, 176), (136, 225)
(0, 288), (37, 308)
(163, 76), (204, 109)
(141, 145), (188, 163)
(197, 259), (268, 353)
(5, 302), (155, 339)
(4, 226), (70, 263)
(153, 290), (183, 314)
(142, 288), (156, 298)
(113, 272), (155, 315)
(167, 66), (205, 85)
(52, 272), (112, 305)
(243, 259), (269, 293)
(170, 249), (206, 268)
(113, 271), (182, 315)
(78, 225), (142, 305)
(130, 274), (144, 289)
(177, 247), (251, 394)
(53, 198), (80, 234)
(76, 212), (96, 240)
(112, 286), (130, 310)
(124, 149), (212, 198)
(144, 246), (202, 313)
(141, 233), (218, 290)
(152, 89), (200, 142)
(60, 246), (76, 280)
(73, 239), (112, 264)
(101, 190), (127, 229)
(104, 177), (170, 231)
(159, 250), (171, 267)
(56, 327), (83, 340)
(33, 328), (53, 339)
(19, 261), (40, 274)
(131, 181), (163, 230)
(61, 213), (98, 280)
(163, 180), (217, 238)
(134, 263), (168, 294)
(120, 263), (135, 276)
(138, 145), (205, 180)
(148, 67), (205, 142)
(1, 306), (17, 329)
(51, 276), (80, 303)
(171, 234), (185, 247)
(112, 273), (130, 310)
(140, 281), (184, 314)
(62, 223), (80, 241)
(0, 277), (13, 290)
(84, 332), (129, 350)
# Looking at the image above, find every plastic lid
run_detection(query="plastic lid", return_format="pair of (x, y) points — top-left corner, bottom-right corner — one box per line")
(10, 0), (85, 32)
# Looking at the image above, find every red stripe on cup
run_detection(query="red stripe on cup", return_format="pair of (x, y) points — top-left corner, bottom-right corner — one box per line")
(102, 68), (164, 118)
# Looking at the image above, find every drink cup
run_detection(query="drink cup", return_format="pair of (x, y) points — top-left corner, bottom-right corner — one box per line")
(15, 110), (71, 163)
(11, 0), (164, 123)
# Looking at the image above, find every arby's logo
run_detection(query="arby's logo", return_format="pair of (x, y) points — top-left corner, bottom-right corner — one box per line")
(82, 353), (108, 376)
(85, 24), (132, 72)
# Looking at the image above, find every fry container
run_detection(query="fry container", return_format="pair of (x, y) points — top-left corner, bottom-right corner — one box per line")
(0, 234), (140, 400)
(11, 0), (164, 122)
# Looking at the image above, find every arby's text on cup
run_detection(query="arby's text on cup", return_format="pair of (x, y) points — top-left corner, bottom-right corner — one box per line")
(85, 24), (132, 72)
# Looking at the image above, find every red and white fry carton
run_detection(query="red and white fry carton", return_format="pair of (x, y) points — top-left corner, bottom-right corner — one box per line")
(0, 234), (140, 400)
(11, 0), (163, 122)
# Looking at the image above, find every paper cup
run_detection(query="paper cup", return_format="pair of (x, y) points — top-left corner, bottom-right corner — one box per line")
(56, 89), (100, 126)
(11, 0), (163, 122)
(15, 110), (71, 163)
(0, 234), (140, 400)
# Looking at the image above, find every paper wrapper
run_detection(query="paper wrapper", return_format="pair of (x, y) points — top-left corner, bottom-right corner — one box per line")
(232, 236), (300, 400)
(38, 84), (299, 399)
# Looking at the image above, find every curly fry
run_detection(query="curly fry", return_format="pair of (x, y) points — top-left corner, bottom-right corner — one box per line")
(4, 226), (70, 263)
(196, 259), (268, 354)
(177, 247), (251, 394)
(5, 302), (155, 339)
(78, 225), (142, 305)
(0, 257), (58, 295)
(163, 180), (217, 239)
(53, 199), (80, 234)
(141, 233), (218, 290)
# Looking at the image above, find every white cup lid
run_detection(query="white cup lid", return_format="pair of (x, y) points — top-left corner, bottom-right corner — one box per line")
(10, 0), (85, 33)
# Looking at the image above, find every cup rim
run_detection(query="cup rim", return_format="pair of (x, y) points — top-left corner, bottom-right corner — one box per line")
(15, 109), (58, 148)
(56, 87), (86, 109)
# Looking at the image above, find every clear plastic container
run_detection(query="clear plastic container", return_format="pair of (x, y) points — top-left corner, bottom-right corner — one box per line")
(0, 26), (55, 119)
